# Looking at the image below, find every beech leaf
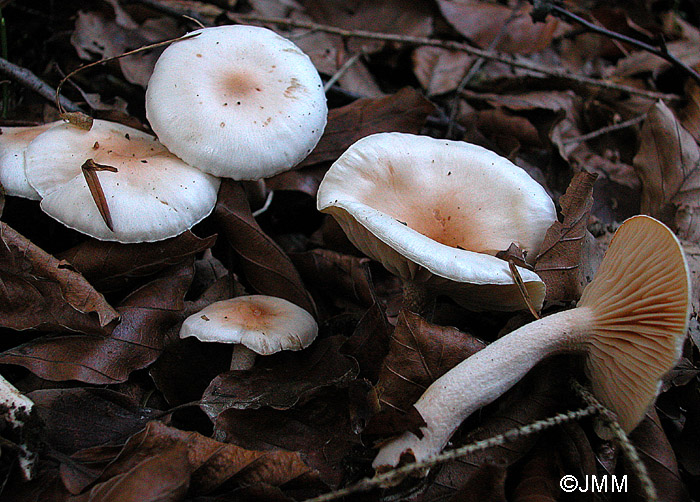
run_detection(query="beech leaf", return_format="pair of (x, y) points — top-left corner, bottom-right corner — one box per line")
(214, 180), (316, 316)
(634, 100), (700, 244)
(59, 231), (216, 292)
(0, 222), (118, 333)
(298, 87), (436, 168)
(535, 171), (597, 302)
(0, 261), (193, 384)
(201, 336), (358, 419)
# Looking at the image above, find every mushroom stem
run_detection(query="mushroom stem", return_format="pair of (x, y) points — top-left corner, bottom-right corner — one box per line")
(230, 345), (258, 370)
(0, 374), (38, 479)
(401, 279), (435, 319)
(372, 307), (592, 467)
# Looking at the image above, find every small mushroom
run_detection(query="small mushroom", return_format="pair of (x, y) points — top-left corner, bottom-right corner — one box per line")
(146, 25), (327, 180)
(317, 132), (557, 312)
(373, 215), (691, 468)
(179, 295), (319, 370)
(0, 121), (61, 199)
(24, 119), (220, 243)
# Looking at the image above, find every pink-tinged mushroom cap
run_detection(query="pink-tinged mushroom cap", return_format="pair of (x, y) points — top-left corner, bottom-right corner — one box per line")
(146, 25), (327, 180)
(0, 122), (61, 199)
(317, 132), (557, 311)
(180, 295), (319, 370)
(24, 119), (220, 243)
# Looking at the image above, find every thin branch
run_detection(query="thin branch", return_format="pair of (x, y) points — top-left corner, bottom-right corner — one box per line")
(301, 406), (599, 502)
(224, 13), (678, 102)
(0, 57), (81, 112)
(548, 4), (700, 86)
(562, 113), (646, 146)
(572, 381), (657, 502)
(133, 0), (678, 102)
(324, 51), (364, 92)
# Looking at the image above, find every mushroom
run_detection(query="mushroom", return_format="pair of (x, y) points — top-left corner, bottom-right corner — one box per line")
(146, 25), (327, 180)
(179, 295), (319, 370)
(373, 215), (691, 468)
(0, 121), (61, 199)
(316, 132), (557, 312)
(24, 119), (220, 243)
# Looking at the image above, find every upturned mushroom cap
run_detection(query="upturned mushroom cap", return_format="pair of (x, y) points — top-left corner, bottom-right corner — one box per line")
(146, 25), (327, 180)
(179, 295), (318, 355)
(317, 132), (557, 311)
(24, 119), (220, 243)
(0, 121), (61, 199)
(578, 215), (691, 432)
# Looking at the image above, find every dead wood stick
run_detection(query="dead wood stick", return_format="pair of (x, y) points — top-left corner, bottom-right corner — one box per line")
(0, 57), (81, 112)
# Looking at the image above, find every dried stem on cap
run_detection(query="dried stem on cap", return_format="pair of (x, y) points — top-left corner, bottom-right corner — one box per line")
(81, 158), (118, 232)
(373, 215), (691, 468)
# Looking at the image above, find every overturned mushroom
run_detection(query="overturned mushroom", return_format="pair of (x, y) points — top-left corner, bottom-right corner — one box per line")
(373, 215), (691, 468)
(24, 119), (220, 243)
(317, 132), (557, 312)
(146, 25), (327, 180)
(179, 295), (318, 370)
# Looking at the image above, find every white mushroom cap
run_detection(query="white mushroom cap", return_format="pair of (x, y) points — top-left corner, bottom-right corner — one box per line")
(179, 295), (318, 355)
(146, 25), (327, 180)
(24, 119), (220, 243)
(0, 121), (61, 199)
(317, 133), (557, 311)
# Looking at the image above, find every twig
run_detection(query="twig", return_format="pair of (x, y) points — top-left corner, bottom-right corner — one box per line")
(302, 406), (598, 502)
(324, 51), (364, 92)
(132, 0), (678, 102)
(572, 381), (657, 502)
(0, 57), (81, 112)
(547, 4), (700, 86)
(562, 113), (646, 146)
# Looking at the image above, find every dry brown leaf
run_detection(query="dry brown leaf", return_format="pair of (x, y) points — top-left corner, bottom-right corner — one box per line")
(437, 0), (564, 54)
(214, 179), (316, 316)
(535, 172), (597, 302)
(290, 248), (374, 307)
(375, 310), (486, 417)
(341, 302), (393, 383)
(299, 87), (437, 169)
(412, 46), (474, 96)
(679, 79), (700, 143)
(215, 389), (359, 487)
(626, 409), (689, 502)
(303, 0), (433, 54)
(200, 336), (358, 418)
(71, 4), (183, 88)
(607, 40), (700, 80)
(59, 231), (216, 293)
(0, 262), (193, 384)
(634, 100), (700, 243)
(28, 388), (160, 456)
(0, 222), (118, 333)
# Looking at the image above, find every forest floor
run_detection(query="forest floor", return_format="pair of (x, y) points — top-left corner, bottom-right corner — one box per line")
(1, 1), (700, 501)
